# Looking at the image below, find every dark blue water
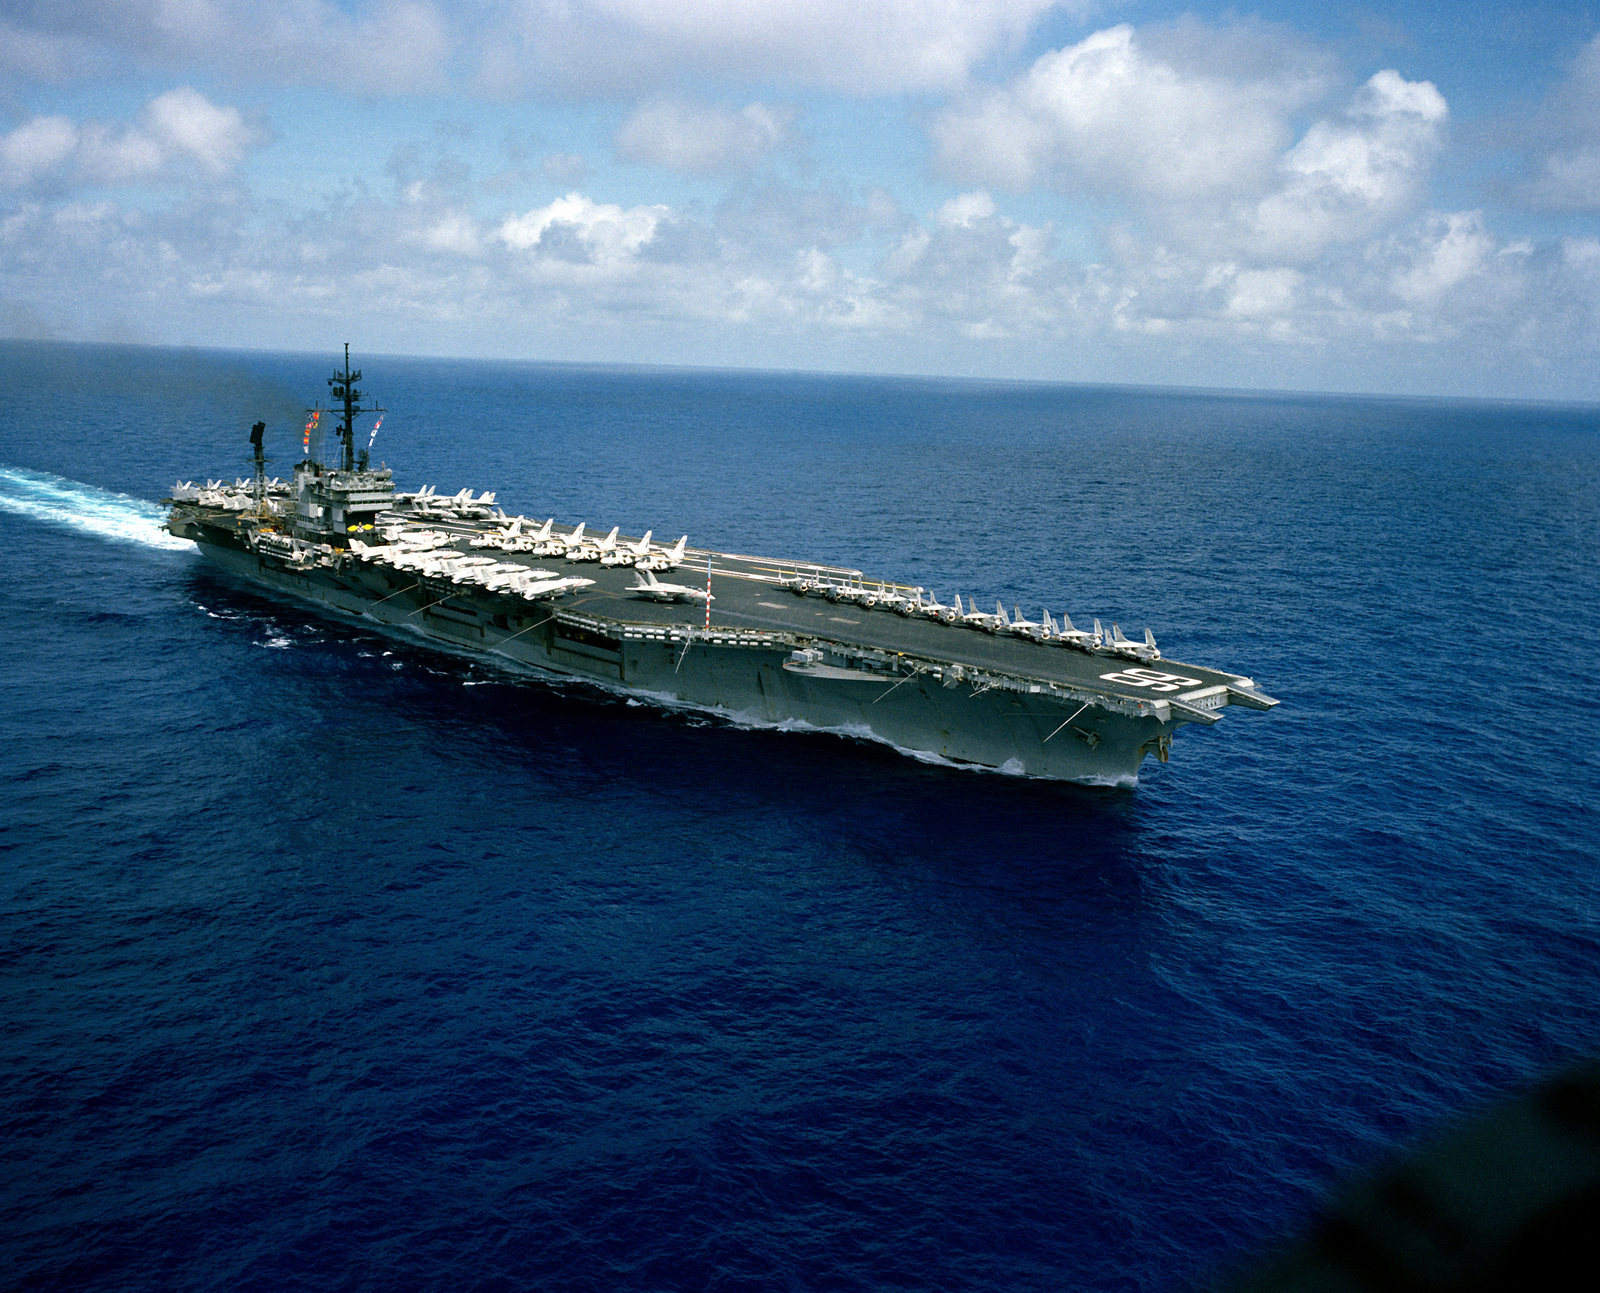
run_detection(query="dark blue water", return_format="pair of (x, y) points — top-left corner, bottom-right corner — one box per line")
(2, 341), (1597, 1292)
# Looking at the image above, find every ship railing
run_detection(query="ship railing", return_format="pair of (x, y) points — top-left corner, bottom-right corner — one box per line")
(548, 608), (1178, 720)
(554, 608), (804, 652)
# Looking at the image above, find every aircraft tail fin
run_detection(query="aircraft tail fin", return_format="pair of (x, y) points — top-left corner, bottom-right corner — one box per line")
(996, 601), (1010, 625)
(1145, 628), (1157, 648)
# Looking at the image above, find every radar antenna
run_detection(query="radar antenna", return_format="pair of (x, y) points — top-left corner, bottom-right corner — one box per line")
(317, 342), (386, 472)
(247, 419), (273, 520)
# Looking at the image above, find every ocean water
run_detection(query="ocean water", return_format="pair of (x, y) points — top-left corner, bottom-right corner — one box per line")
(1, 340), (1596, 1292)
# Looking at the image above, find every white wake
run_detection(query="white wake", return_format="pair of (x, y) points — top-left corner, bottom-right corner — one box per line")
(0, 464), (192, 551)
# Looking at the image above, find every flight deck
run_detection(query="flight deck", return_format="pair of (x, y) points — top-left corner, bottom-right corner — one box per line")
(396, 516), (1261, 711)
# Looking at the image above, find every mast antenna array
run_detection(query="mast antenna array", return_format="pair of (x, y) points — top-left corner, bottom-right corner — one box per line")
(318, 342), (386, 471)
(247, 419), (271, 517)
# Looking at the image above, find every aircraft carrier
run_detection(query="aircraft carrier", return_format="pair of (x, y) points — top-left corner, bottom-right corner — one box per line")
(165, 349), (1278, 783)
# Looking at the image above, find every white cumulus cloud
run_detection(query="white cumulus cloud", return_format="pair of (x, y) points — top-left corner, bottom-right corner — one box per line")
(499, 193), (669, 266)
(936, 191), (998, 227)
(932, 23), (1328, 198)
(417, 210), (483, 257)
(140, 87), (256, 174)
(478, 0), (1085, 97)
(0, 117), (80, 189)
(1391, 211), (1495, 304)
(932, 22), (1448, 271)
(615, 100), (796, 174)
(1249, 69), (1447, 261)
(1224, 267), (1303, 317)
(0, 87), (260, 190)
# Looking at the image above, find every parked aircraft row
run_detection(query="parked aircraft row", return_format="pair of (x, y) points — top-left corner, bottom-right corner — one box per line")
(175, 477), (292, 511)
(376, 526), (453, 549)
(468, 517), (689, 569)
(371, 507), (1157, 657)
(775, 573), (1159, 661)
(396, 485), (498, 521)
(173, 477), (294, 500)
(348, 536), (594, 601)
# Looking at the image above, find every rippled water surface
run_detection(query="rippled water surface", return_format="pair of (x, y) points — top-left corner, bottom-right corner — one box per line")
(2, 341), (1597, 1291)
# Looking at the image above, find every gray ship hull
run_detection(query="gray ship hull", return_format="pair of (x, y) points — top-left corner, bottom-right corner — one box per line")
(172, 513), (1275, 784)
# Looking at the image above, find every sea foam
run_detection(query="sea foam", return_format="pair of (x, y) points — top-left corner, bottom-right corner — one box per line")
(0, 464), (192, 551)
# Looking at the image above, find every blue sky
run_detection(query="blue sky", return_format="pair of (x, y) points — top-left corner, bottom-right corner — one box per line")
(4, 1), (1600, 399)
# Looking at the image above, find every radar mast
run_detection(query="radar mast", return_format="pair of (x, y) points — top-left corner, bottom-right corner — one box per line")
(247, 420), (272, 520)
(320, 342), (385, 472)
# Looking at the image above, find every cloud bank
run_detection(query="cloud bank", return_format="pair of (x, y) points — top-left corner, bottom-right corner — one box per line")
(1, 0), (1083, 96)
(2, 13), (1598, 399)
(1, 1), (450, 93)
(614, 101), (798, 175)
(1, 87), (259, 190)
(476, 0), (1086, 96)
(1517, 33), (1600, 212)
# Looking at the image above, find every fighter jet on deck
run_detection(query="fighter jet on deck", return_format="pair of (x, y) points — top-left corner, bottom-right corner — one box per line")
(1108, 623), (1161, 662)
(634, 536), (688, 572)
(628, 569), (713, 604)
(956, 594), (1002, 631)
(601, 531), (653, 567)
(570, 525), (620, 562)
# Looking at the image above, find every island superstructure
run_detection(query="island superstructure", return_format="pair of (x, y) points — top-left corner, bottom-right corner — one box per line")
(165, 349), (1278, 783)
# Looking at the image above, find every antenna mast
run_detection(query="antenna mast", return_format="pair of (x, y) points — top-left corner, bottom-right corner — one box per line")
(321, 342), (385, 471)
(248, 420), (270, 518)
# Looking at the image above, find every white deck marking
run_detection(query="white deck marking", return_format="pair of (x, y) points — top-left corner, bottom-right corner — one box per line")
(1099, 667), (1201, 692)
